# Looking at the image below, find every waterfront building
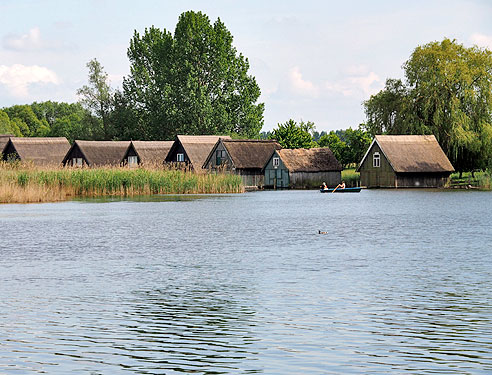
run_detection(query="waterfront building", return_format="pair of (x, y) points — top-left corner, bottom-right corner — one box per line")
(62, 140), (130, 167)
(122, 141), (174, 167)
(165, 135), (231, 172)
(2, 137), (70, 166)
(264, 147), (342, 189)
(203, 139), (281, 188)
(357, 135), (454, 188)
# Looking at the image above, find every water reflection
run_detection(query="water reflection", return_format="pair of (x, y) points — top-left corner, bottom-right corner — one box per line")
(117, 286), (260, 373)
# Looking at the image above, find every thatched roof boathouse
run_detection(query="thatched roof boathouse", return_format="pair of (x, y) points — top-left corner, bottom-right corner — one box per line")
(123, 141), (174, 167)
(165, 135), (231, 172)
(62, 140), (131, 167)
(203, 139), (281, 187)
(0, 134), (13, 154)
(2, 137), (71, 166)
(264, 147), (342, 189)
(356, 135), (454, 188)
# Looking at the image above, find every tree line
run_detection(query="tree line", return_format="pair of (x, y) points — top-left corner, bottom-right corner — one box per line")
(2, 12), (492, 174)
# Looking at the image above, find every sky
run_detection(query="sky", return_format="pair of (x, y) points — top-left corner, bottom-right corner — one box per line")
(1, 0), (492, 132)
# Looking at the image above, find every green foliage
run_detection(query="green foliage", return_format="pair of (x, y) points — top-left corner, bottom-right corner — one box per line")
(318, 126), (371, 167)
(318, 132), (347, 164)
(118, 11), (264, 140)
(341, 168), (360, 188)
(77, 59), (114, 139)
(1, 102), (97, 142)
(269, 119), (316, 149)
(0, 110), (21, 136)
(364, 38), (492, 173)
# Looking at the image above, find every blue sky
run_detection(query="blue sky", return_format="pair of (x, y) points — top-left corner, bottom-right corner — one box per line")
(1, 0), (491, 132)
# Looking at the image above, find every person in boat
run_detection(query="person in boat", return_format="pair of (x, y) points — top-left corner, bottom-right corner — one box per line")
(335, 181), (346, 190)
(322, 182), (328, 190)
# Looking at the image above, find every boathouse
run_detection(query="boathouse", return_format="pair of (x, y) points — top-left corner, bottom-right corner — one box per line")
(62, 140), (130, 167)
(165, 135), (231, 172)
(2, 137), (71, 166)
(356, 135), (454, 188)
(122, 141), (174, 167)
(203, 139), (281, 187)
(0, 134), (13, 154)
(264, 148), (342, 188)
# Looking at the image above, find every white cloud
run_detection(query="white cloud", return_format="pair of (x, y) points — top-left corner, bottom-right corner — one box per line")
(288, 66), (319, 97)
(3, 27), (43, 50)
(470, 33), (492, 50)
(326, 71), (382, 98)
(2, 27), (73, 51)
(0, 64), (59, 97)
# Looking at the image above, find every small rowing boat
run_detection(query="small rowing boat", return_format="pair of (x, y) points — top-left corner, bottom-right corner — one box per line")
(320, 187), (362, 193)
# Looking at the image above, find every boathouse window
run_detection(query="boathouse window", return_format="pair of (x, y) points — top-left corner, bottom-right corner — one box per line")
(128, 156), (138, 166)
(216, 150), (226, 165)
(177, 153), (184, 162)
(72, 157), (83, 167)
(273, 157), (279, 167)
(373, 152), (380, 168)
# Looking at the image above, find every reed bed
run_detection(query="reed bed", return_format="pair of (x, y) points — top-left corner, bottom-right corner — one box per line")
(450, 170), (492, 190)
(0, 163), (244, 203)
(341, 168), (360, 187)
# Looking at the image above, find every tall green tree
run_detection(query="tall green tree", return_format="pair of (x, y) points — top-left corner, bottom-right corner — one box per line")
(77, 58), (114, 139)
(318, 132), (348, 166)
(364, 38), (492, 173)
(0, 110), (21, 136)
(119, 11), (264, 140)
(269, 119), (316, 149)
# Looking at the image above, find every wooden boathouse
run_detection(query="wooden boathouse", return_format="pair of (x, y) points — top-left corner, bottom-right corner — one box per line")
(203, 139), (281, 187)
(165, 135), (231, 171)
(264, 147), (342, 189)
(0, 134), (13, 154)
(2, 137), (71, 166)
(122, 141), (174, 167)
(62, 140), (130, 167)
(356, 135), (454, 188)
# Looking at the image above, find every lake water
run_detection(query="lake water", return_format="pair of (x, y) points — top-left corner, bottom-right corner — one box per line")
(0, 190), (491, 374)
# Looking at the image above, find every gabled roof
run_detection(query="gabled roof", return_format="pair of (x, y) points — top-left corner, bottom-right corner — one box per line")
(276, 147), (342, 172)
(65, 140), (130, 166)
(167, 135), (231, 170)
(128, 141), (174, 164)
(0, 134), (12, 153)
(5, 137), (70, 165)
(204, 139), (282, 169)
(357, 135), (454, 173)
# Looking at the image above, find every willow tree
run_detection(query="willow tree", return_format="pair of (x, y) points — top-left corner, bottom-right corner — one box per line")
(364, 39), (492, 173)
(119, 11), (264, 140)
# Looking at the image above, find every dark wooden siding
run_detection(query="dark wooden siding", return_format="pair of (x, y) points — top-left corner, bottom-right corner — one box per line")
(395, 173), (450, 188)
(264, 151), (289, 188)
(63, 145), (88, 166)
(205, 142), (232, 169)
(2, 142), (18, 161)
(359, 143), (396, 187)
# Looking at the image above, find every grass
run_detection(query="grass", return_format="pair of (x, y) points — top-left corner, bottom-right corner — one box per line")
(341, 168), (360, 187)
(450, 170), (492, 190)
(0, 163), (244, 203)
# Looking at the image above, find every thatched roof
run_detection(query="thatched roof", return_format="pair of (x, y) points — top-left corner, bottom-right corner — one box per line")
(359, 135), (454, 173)
(129, 141), (174, 164)
(66, 140), (131, 166)
(5, 137), (70, 165)
(277, 147), (342, 172)
(219, 139), (281, 169)
(0, 134), (12, 153)
(168, 135), (231, 170)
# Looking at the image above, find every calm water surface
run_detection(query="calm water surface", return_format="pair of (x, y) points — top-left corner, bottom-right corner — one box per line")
(0, 190), (491, 374)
